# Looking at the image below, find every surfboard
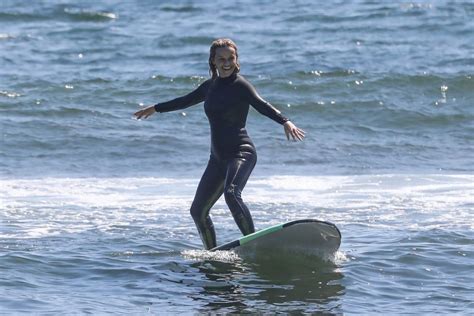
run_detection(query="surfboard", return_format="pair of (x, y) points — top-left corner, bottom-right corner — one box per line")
(210, 219), (341, 259)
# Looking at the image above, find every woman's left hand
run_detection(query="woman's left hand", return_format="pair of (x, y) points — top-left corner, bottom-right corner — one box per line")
(283, 121), (305, 141)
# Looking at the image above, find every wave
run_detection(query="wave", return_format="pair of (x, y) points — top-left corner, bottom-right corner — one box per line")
(0, 6), (117, 23)
(1, 175), (472, 238)
(0, 33), (14, 40)
(296, 69), (358, 78)
(160, 5), (202, 13)
(0, 11), (46, 22)
(62, 8), (117, 22)
(157, 35), (217, 48)
(0, 90), (21, 98)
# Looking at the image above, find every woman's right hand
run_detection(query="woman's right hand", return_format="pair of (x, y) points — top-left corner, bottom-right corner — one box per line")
(134, 105), (156, 120)
(283, 121), (305, 141)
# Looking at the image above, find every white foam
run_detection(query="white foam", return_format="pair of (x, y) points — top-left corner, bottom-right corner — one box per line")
(0, 34), (14, 40)
(181, 249), (241, 263)
(1, 174), (472, 238)
(333, 250), (349, 265)
(248, 174), (474, 230)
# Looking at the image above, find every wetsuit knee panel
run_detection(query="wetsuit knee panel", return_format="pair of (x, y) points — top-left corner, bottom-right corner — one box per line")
(224, 184), (243, 206)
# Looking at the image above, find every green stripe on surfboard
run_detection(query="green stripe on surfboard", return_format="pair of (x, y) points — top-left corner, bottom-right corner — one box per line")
(239, 223), (284, 245)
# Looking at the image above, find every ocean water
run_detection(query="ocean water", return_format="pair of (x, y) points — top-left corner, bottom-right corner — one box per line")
(1, 0), (473, 314)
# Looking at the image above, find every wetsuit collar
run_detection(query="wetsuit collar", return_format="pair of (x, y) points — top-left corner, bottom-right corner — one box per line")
(216, 72), (237, 84)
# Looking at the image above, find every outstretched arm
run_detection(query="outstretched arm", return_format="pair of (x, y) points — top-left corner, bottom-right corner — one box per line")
(134, 79), (210, 120)
(244, 79), (305, 141)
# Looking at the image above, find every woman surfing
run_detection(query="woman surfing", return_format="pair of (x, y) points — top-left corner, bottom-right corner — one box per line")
(134, 38), (305, 249)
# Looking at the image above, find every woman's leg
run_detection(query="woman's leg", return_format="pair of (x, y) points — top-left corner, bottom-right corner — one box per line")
(223, 151), (257, 236)
(190, 156), (225, 249)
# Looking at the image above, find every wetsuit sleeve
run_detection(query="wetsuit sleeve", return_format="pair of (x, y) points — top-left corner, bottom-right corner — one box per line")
(242, 78), (289, 125)
(154, 80), (210, 113)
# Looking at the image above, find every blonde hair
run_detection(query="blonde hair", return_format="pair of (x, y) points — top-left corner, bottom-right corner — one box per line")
(208, 38), (240, 79)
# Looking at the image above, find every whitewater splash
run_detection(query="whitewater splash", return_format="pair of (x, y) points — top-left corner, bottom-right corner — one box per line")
(1, 174), (473, 240)
(181, 249), (242, 263)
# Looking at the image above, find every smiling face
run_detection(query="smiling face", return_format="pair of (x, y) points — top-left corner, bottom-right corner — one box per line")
(213, 46), (237, 78)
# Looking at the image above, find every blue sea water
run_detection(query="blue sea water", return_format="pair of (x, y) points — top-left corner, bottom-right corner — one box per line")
(1, 0), (473, 314)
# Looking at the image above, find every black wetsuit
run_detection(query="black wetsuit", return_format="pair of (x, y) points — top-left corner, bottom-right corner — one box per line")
(154, 72), (289, 249)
